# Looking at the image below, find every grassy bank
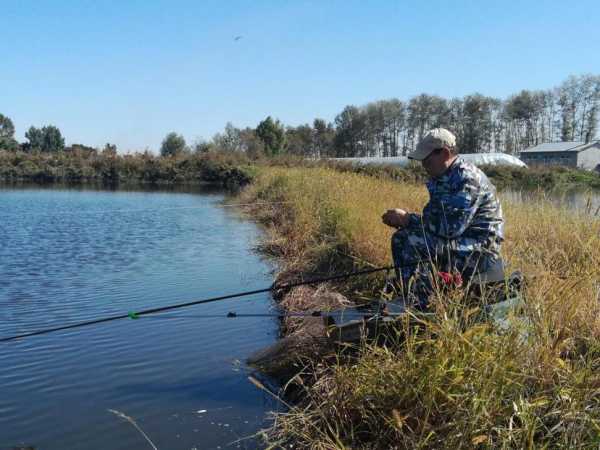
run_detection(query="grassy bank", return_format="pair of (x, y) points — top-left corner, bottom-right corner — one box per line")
(2, 150), (600, 192)
(481, 164), (600, 191)
(0, 150), (256, 188)
(240, 167), (600, 449)
(330, 161), (600, 191)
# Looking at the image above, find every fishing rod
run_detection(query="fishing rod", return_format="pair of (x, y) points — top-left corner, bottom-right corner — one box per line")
(0, 264), (397, 343)
(132, 310), (379, 320)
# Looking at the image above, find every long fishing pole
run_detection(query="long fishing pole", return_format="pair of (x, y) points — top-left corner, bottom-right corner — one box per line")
(135, 310), (380, 320)
(0, 264), (397, 343)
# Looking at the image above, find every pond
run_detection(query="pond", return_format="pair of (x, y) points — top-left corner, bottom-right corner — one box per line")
(500, 188), (600, 217)
(0, 186), (280, 450)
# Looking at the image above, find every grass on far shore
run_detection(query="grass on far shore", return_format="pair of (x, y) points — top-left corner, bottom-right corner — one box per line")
(240, 167), (600, 449)
(2, 148), (600, 192)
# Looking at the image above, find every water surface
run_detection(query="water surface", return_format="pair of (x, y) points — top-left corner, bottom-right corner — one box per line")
(0, 187), (279, 449)
(501, 188), (600, 216)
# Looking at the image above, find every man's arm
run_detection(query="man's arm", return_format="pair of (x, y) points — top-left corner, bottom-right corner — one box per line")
(408, 177), (482, 239)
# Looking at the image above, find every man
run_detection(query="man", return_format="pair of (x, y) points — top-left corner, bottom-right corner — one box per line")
(381, 128), (504, 308)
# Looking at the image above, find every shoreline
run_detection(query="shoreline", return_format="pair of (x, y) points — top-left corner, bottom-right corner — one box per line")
(2, 150), (600, 192)
(3, 156), (600, 446)
(236, 166), (600, 449)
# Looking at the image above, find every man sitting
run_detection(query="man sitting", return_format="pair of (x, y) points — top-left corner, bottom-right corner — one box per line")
(381, 128), (504, 308)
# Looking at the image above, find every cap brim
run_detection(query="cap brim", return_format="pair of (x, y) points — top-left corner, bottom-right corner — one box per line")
(408, 148), (431, 161)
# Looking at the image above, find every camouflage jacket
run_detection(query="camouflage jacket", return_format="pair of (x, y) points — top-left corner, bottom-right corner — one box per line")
(406, 157), (504, 267)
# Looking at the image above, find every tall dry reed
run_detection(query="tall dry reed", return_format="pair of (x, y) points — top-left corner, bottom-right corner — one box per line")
(241, 167), (600, 449)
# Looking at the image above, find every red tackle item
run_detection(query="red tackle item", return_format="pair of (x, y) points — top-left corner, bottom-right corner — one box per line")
(438, 271), (463, 288)
(438, 271), (453, 285)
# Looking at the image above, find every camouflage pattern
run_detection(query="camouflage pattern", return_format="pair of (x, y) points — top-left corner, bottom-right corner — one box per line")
(391, 157), (504, 306)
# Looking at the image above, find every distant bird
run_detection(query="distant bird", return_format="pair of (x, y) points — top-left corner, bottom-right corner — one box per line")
(234, 35), (243, 41)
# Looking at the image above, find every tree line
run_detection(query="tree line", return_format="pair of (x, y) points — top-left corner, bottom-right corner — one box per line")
(0, 118), (67, 153)
(322, 74), (600, 157)
(1, 73), (598, 158)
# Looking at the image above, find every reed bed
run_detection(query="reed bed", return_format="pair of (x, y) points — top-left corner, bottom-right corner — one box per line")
(241, 167), (600, 449)
(0, 149), (255, 186)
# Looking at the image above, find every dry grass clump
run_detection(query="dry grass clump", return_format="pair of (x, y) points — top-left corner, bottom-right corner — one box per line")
(248, 285), (352, 383)
(267, 311), (600, 449)
(240, 168), (427, 282)
(265, 286), (600, 448)
(279, 285), (351, 334)
(241, 167), (600, 449)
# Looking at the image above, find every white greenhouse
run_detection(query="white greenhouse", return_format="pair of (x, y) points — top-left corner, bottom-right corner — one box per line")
(332, 153), (527, 168)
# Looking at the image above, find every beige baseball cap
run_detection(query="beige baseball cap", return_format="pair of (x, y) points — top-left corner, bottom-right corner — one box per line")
(409, 128), (456, 161)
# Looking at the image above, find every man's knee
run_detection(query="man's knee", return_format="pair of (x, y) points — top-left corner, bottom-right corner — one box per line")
(392, 228), (432, 252)
(392, 228), (448, 270)
(391, 228), (414, 261)
(391, 228), (410, 248)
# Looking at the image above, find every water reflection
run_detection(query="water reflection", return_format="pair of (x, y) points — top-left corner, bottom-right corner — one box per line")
(501, 188), (600, 216)
(0, 186), (279, 450)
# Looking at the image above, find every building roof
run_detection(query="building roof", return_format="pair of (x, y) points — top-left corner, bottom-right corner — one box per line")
(520, 141), (598, 153)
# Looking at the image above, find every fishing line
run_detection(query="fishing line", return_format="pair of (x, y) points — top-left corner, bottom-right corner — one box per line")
(0, 265), (396, 343)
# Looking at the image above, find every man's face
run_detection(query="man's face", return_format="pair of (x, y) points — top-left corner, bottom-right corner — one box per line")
(421, 148), (448, 177)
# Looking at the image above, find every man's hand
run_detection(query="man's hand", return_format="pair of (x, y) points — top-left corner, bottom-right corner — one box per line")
(381, 208), (410, 228)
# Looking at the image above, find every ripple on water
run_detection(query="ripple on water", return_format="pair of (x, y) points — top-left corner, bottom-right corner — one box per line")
(0, 187), (278, 450)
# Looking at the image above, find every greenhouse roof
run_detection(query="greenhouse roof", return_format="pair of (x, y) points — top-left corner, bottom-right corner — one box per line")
(332, 153), (527, 168)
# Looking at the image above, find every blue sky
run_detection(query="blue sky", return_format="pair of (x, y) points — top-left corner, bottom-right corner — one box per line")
(2, 0), (600, 152)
